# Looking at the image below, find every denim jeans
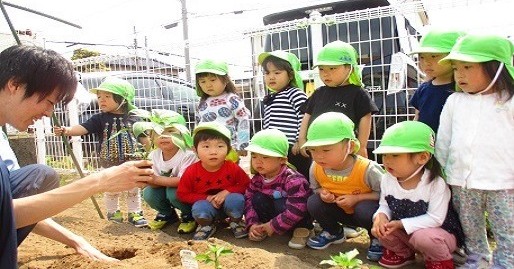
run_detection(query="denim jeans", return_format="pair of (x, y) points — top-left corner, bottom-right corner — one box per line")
(192, 193), (245, 224)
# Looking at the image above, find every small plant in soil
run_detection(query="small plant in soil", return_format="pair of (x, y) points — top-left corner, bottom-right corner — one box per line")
(196, 244), (233, 269)
(320, 248), (380, 269)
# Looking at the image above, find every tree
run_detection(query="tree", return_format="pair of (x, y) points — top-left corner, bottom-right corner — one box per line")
(71, 48), (100, 60)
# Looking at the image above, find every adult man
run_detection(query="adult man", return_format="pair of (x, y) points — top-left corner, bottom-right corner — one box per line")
(0, 45), (152, 268)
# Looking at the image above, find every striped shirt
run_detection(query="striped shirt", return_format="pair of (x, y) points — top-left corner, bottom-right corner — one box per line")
(263, 87), (307, 145)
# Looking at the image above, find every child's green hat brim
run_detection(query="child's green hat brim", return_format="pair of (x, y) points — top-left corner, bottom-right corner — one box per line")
(373, 121), (435, 154)
(245, 129), (289, 157)
(258, 51), (304, 90)
(90, 77), (137, 111)
(193, 122), (232, 141)
(301, 112), (360, 153)
(408, 30), (465, 55)
(245, 144), (284, 157)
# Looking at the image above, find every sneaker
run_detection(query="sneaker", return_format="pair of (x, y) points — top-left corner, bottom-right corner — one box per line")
(107, 210), (123, 223)
(229, 221), (248, 239)
(177, 220), (197, 234)
(128, 211), (148, 228)
(366, 238), (383, 262)
(148, 213), (179, 230)
(193, 225), (216, 240)
(288, 228), (313, 249)
(307, 230), (346, 250)
(379, 248), (415, 268)
(426, 259), (454, 269)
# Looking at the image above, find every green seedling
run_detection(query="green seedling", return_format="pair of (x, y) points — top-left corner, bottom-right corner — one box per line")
(319, 249), (363, 269)
(196, 244), (233, 269)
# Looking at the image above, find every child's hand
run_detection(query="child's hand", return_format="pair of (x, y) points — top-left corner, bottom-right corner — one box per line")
(383, 220), (403, 236)
(371, 213), (389, 239)
(260, 222), (274, 236)
(211, 190), (230, 209)
(295, 138), (309, 157)
(356, 147), (368, 158)
(320, 189), (336, 203)
(248, 224), (265, 240)
(335, 194), (358, 209)
(53, 126), (68, 136)
(237, 150), (248, 157)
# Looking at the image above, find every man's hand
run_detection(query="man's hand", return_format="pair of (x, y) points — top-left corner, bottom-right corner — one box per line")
(72, 236), (119, 262)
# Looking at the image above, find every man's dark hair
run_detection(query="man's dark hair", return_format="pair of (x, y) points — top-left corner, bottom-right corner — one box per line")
(193, 129), (231, 153)
(0, 45), (77, 105)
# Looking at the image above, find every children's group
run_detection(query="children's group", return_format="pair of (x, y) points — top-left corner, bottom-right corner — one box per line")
(55, 30), (514, 269)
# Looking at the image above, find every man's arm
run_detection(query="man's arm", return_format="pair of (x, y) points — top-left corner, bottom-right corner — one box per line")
(33, 219), (118, 261)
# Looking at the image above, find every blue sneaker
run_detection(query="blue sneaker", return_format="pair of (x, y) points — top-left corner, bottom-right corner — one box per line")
(366, 238), (383, 262)
(307, 230), (345, 250)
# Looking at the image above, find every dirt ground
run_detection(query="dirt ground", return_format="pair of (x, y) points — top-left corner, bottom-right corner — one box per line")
(17, 172), (426, 269)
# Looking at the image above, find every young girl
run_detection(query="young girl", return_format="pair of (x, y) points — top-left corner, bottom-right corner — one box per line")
(195, 59), (251, 161)
(301, 112), (384, 261)
(54, 77), (148, 227)
(436, 34), (514, 269)
(372, 121), (464, 269)
(258, 51), (311, 178)
(244, 129), (312, 249)
(134, 109), (198, 233)
(408, 29), (465, 132)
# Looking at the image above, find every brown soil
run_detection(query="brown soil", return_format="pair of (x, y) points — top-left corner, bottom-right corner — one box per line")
(17, 173), (425, 269)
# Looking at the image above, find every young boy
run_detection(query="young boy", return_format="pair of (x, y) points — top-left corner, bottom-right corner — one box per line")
(54, 77), (148, 227)
(302, 112), (384, 262)
(244, 129), (312, 249)
(296, 41), (378, 158)
(138, 110), (198, 233)
(409, 29), (465, 132)
(177, 122), (250, 240)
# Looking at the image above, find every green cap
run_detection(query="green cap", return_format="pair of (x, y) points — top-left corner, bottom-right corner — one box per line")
(194, 59), (229, 96)
(245, 129), (288, 157)
(409, 29), (465, 54)
(90, 77), (137, 111)
(193, 122), (232, 142)
(302, 112), (360, 153)
(439, 34), (514, 80)
(258, 50), (304, 91)
(373, 121), (435, 154)
(313, 40), (362, 86)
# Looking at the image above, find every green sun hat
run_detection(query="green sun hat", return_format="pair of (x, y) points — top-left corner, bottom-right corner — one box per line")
(439, 34), (514, 80)
(373, 121), (435, 154)
(312, 40), (362, 86)
(193, 122), (232, 142)
(194, 59), (229, 96)
(90, 77), (137, 111)
(245, 129), (288, 158)
(409, 29), (465, 55)
(258, 50), (304, 91)
(302, 112), (360, 153)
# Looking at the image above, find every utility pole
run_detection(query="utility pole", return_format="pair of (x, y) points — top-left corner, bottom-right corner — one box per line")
(180, 0), (191, 82)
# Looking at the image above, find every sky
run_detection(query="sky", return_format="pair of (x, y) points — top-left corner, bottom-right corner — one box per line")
(1, 0), (513, 78)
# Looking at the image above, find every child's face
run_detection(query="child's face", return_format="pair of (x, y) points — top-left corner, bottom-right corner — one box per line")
(318, 65), (352, 87)
(308, 140), (353, 170)
(419, 53), (453, 80)
(195, 138), (229, 171)
(382, 153), (424, 181)
(96, 90), (122, 113)
(197, 74), (227, 97)
(264, 62), (291, 92)
(452, 61), (491, 94)
(154, 128), (179, 152)
(251, 152), (285, 178)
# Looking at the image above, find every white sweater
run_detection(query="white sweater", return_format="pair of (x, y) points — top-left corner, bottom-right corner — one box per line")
(435, 92), (514, 190)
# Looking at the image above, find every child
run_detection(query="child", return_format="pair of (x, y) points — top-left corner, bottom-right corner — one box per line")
(409, 29), (465, 132)
(195, 59), (251, 161)
(258, 51), (311, 178)
(298, 41), (378, 158)
(372, 121), (464, 269)
(436, 34), (514, 269)
(302, 112), (384, 261)
(135, 109), (198, 233)
(53, 77), (148, 227)
(177, 122), (250, 240)
(244, 128), (312, 249)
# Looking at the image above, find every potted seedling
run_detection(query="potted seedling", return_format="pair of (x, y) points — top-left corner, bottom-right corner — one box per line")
(196, 244), (233, 269)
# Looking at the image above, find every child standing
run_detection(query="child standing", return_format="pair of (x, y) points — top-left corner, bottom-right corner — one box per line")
(258, 51), (311, 178)
(195, 59), (251, 161)
(244, 129), (312, 248)
(436, 34), (514, 269)
(302, 112), (384, 261)
(409, 29), (465, 132)
(177, 122), (250, 240)
(372, 121), (464, 269)
(136, 109), (198, 233)
(53, 77), (147, 227)
(298, 41), (378, 158)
